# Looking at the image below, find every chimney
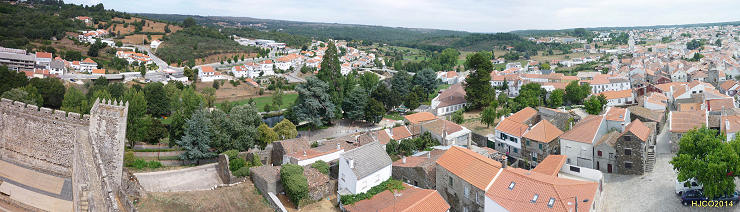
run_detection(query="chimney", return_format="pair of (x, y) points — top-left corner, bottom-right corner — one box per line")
(402, 157), (406, 164)
(337, 143), (341, 150)
(427, 152), (431, 159)
(349, 158), (354, 169)
(303, 151), (307, 157)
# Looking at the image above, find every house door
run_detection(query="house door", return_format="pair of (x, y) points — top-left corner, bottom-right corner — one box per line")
(607, 164), (612, 173)
(597, 161), (600, 170)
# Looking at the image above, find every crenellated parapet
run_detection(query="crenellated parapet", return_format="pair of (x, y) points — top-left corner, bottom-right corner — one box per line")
(0, 98), (90, 126)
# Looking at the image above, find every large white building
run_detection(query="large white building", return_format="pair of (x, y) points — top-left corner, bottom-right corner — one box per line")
(338, 142), (392, 195)
(559, 115), (608, 169)
(431, 83), (467, 116)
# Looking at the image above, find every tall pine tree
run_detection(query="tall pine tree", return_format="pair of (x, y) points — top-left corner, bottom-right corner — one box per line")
(316, 41), (344, 107)
(464, 52), (494, 109)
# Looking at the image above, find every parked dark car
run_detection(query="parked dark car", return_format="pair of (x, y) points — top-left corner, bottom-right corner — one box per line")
(681, 190), (740, 206)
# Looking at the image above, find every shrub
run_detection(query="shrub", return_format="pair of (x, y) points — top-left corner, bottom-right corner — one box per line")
(311, 160), (329, 175)
(281, 164), (308, 206)
(147, 160), (162, 169)
(229, 157), (247, 172)
(131, 159), (147, 170)
(233, 166), (250, 177)
(249, 154), (263, 167)
(223, 149), (239, 160)
(124, 151), (136, 167)
(340, 179), (404, 205)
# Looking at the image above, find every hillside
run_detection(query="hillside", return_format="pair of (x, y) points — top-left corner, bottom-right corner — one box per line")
(156, 26), (258, 66)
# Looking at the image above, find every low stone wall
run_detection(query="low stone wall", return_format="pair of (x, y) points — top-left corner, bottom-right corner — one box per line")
(471, 132), (488, 147)
(120, 168), (144, 211)
(216, 154), (242, 184)
(133, 151), (184, 158)
(0, 193), (45, 212)
(267, 192), (288, 212)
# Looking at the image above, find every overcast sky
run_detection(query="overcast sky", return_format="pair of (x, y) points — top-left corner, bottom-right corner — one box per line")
(69, 0), (740, 32)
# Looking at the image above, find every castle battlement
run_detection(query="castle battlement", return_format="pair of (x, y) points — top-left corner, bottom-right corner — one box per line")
(0, 98), (92, 126)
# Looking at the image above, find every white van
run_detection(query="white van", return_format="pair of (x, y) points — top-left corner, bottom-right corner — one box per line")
(675, 178), (702, 195)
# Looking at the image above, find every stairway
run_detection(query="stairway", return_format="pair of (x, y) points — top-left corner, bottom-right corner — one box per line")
(645, 147), (656, 173)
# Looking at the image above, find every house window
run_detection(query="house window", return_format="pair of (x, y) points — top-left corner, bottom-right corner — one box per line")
(598, 150), (602, 157)
(508, 182), (516, 190)
(548, 198), (556, 208)
(531, 194), (539, 203)
(624, 136), (631, 141)
(570, 166), (581, 173)
(509, 137), (518, 143)
(449, 176), (454, 187)
(464, 184), (470, 198)
(526, 140), (530, 146)
(625, 162), (633, 169)
(539, 143), (543, 150)
(514, 148), (519, 153)
(624, 148), (632, 155)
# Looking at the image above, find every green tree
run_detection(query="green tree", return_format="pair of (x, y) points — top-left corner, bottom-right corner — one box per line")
(292, 77), (336, 128)
(1, 88), (36, 105)
(21, 85), (43, 106)
(28, 78), (64, 108)
(452, 110), (464, 124)
(371, 84), (399, 111)
(343, 86), (369, 122)
(404, 92), (420, 111)
(464, 52), (494, 109)
(61, 87), (89, 114)
(177, 110), (215, 164)
(272, 89), (284, 108)
(549, 89), (565, 108)
(317, 42), (344, 106)
(144, 82), (170, 117)
(227, 104), (262, 151)
(257, 123), (278, 148)
(273, 119), (298, 140)
(513, 83), (546, 110)
(0, 66), (28, 94)
(671, 127), (740, 199)
(358, 72), (380, 92)
(391, 70), (412, 97)
(480, 105), (497, 128)
(123, 89), (148, 147)
(413, 68), (437, 101)
(182, 17), (196, 28)
(584, 96), (603, 115)
(565, 81), (590, 104)
(364, 98), (385, 124)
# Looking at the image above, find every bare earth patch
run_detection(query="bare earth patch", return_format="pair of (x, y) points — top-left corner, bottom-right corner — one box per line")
(135, 181), (272, 212)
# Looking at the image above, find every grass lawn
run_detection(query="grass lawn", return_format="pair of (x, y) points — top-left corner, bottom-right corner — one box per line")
(226, 93), (298, 112)
(384, 112), (404, 120)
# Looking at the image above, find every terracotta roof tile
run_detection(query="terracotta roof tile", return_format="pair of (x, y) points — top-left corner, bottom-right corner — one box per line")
(670, 111), (706, 133)
(599, 90), (632, 100)
(522, 120), (563, 143)
(560, 115), (603, 144)
(486, 167), (599, 212)
(707, 98), (735, 112)
(721, 115), (740, 134)
(404, 112), (437, 124)
(605, 107), (627, 121)
(200, 66), (215, 73)
(495, 118), (529, 137)
(623, 119), (650, 142)
(391, 126), (413, 140)
(508, 107), (538, 123)
(345, 184), (450, 212)
(436, 146), (502, 190)
(531, 155), (567, 176)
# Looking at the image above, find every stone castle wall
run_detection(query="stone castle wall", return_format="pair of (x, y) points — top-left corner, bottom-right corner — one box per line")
(0, 98), (89, 177)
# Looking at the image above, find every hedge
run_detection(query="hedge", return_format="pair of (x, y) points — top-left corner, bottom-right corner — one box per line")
(311, 160), (329, 175)
(229, 157), (246, 172)
(340, 179), (405, 205)
(281, 164), (308, 206)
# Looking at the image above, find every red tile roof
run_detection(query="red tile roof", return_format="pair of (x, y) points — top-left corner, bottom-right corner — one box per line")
(35, 52), (52, 59)
(436, 146), (502, 190)
(599, 90), (632, 100)
(623, 119), (650, 142)
(707, 98), (735, 112)
(486, 167), (598, 212)
(560, 115), (603, 144)
(670, 111), (706, 133)
(82, 58), (97, 64)
(200, 66), (215, 73)
(404, 112), (437, 124)
(344, 184), (450, 212)
(495, 118), (529, 137)
(391, 126), (412, 140)
(605, 107), (627, 122)
(531, 155), (567, 176)
(92, 69), (106, 74)
(522, 120), (564, 143)
(508, 107), (538, 123)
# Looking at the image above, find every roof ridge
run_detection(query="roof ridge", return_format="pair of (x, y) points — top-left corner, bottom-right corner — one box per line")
(451, 146), (502, 168)
(400, 188), (434, 212)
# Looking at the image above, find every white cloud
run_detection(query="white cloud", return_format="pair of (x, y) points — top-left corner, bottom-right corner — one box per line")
(76, 0), (740, 32)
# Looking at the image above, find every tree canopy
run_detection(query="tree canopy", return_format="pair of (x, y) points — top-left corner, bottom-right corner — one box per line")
(671, 127), (740, 199)
(464, 52), (494, 109)
(292, 76), (336, 128)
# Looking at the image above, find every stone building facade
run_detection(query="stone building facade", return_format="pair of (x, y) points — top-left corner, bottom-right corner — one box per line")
(615, 131), (648, 175)
(0, 98), (129, 211)
(435, 166), (486, 212)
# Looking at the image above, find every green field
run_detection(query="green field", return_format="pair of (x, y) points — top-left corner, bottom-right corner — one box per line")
(227, 93), (299, 112)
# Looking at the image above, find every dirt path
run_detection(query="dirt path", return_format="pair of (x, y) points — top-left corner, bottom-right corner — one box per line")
(134, 163), (222, 192)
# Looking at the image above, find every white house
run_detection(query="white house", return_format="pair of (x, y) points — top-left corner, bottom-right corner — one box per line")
(231, 65), (253, 78)
(492, 107), (538, 157)
(338, 142), (392, 195)
(150, 40), (162, 49)
(437, 71), (460, 84)
(431, 83), (466, 116)
(198, 66), (225, 82)
(283, 143), (345, 166)
(341, 63), (352, 75)
(35, 52), (52, 69)
(604, 107), (631, 132)
(598, 90), (634, 106)
(559, 115), (607, 169)
(80, 58), (98, 73)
